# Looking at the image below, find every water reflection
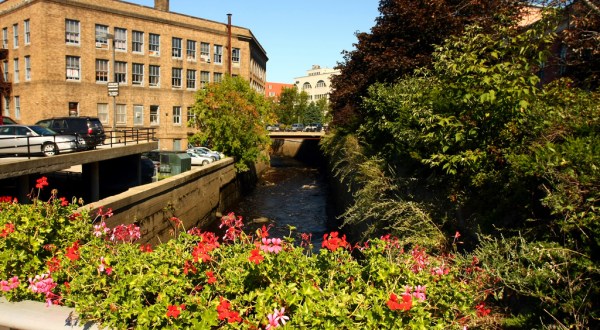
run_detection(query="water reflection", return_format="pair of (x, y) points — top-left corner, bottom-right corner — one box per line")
(232, 156), (333, 248)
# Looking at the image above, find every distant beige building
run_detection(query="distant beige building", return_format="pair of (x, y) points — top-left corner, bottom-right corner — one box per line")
(293, 65), (339, 102)
(0, 0), (268, 151)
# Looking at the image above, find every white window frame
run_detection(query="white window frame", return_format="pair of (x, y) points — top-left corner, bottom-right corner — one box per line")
(13, 58), (19, 83)
(150, 105), (159, 125)
(186, 40), (196, 60)
(172, 106), (181, 125)
(96, 59), (109, 83)
(24, 56), (30, 81)
(172, 37), (182, 58)
(115, 61), (127, 84)
(186, 69), (196, 89)
(200, 70), (210, 88)
(149, 65), (160, 87)
(214, 72), (223, 83)
(172, 68), (182, 88)
(13, 96), (20, 120)
(114, 27), (127, 51)
(187, 106), (196, 125)
(95, 24), (109, 48)
(116, 104), (127, 126)
(200, 42), (210, 61)
(132, 31), (144, 53)
(97, 103), (109, 124)
(12, 24), (18, 48)
(1, 28), (7, 49)
(149, 33), (160, 55)
(133, 105), (144, 126)
(66, 56), (80, 81)
(213, 44), (223, 64)
(65, 19), (80, 45)
(132, 63), (144, 86)
(2, 61), (8, 82)
(232, 47), (240, 63)
(24, 19), (30, 45)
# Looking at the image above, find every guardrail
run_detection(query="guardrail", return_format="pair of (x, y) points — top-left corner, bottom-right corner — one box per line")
(105, 127), (157, 147)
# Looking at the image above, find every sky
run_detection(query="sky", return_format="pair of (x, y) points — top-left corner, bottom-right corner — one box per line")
(124, 0), (381, 83)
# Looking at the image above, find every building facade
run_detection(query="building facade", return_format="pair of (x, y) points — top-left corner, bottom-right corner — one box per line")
(264, 81), (293, 100)
(293, 65), (339, 103)
(0, 0), (268, 150)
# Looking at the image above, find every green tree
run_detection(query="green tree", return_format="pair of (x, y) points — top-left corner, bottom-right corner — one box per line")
(188, 76), (275, 172)
(275, 86), (298, 125)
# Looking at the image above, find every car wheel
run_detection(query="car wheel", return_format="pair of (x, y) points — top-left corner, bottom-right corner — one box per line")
(202, 160), (209, 165)
(42, 142), (58, 156)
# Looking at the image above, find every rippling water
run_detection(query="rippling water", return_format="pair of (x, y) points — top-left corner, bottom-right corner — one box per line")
(231, 155), (335, 248)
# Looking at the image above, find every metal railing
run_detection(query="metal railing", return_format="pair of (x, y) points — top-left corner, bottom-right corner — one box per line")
(104, 127), (157, 147)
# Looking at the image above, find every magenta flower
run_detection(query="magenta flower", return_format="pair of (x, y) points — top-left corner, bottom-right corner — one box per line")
(0, 276), (19, 292)
(260, 237), (283, 254)
(266, 307), (289, 329)
(413, 285), (427, 301)
(93, 222), (110, 237)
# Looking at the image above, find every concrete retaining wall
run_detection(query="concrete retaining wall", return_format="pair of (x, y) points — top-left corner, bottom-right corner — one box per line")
(80, 157), (239, 245)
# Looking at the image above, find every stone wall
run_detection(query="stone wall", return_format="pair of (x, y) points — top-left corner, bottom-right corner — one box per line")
(80, 158), (239, 245)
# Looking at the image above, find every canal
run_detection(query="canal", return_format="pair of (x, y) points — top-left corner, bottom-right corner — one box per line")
(230, 155), (338, 248)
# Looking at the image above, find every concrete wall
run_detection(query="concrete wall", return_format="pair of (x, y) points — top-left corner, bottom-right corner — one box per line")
(80, 157), (239, 245)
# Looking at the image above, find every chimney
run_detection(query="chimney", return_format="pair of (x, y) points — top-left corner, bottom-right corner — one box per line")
(154, 0), (169, 11)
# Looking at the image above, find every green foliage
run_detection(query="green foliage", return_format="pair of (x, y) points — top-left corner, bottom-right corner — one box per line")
(188, 76), (275, 172)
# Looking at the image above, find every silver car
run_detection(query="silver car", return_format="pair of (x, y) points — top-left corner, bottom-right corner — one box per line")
(0, 125), (86, 156)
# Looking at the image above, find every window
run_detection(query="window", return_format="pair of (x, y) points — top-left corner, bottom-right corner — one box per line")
(187, 107), (196, 125)
(172, 68), (182, 88)
(149, 65), (160, 86)
(65, 19), (80, 45)
(132, 63), (144, 85)
(316, 80), (326, 88)
(133, 105), (143, 126)
(150, 105), (159, 125)
(24, 56), (30, 81)
(114, 28), (127, 51)
(303, 82), (312, 90)
(214, 72), (223, 83)
(13, 96), (20, 119)
(173, 139), (182, 151)
(66, 56), (80, 80)
(186, 69), (196, 89)
(172, 37), (182, 58)
(213, 45), (223, 64)
(232, 48), (240, 63)
(200, 71), (210, 88)
(95, 59), (109, 82)
(97, 103), (109, 124)
(3, 96), (9, 117)
(13, 58), (19, 83)
(12, 24), (18, 48)
(186, 40), (196, 60)
(2, 61), (7, 82)
(24, 19), (30, 44)
(200, 42), (210, 61)
(1, 28), (7, 49)
(95, 24), (109, 48)
(115, 61), (127, 83)
(132, 31), (143, 53)
(172, 106), (181, 125)
(149, 33), (160, 55)
(116, 104), (127, 125)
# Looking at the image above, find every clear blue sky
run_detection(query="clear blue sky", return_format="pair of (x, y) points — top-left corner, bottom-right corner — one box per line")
(124, 0), (381, 83)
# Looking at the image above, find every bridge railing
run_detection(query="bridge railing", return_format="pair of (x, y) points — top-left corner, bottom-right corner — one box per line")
(104, 127), (157, 147)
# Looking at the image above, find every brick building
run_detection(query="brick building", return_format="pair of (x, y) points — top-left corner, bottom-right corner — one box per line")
(264, 82), (293, 100)
(0, 0), (268, 150)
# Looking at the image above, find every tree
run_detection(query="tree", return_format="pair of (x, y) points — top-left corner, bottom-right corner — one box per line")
(188, 76), (275, 172)
(329, 0), (527, 132)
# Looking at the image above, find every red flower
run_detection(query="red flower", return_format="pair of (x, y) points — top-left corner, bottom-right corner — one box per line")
(248, 248), (264, 264)
(166, 304), (186, 318)
(47, 256), (61, 272)
(139, 244), (153, 253)
(65, 241), (80, 261)
(59, 197), (69, 207)
(0, 223), (15, 238)
(217, 297), (242, 324)
(170, 216), (182, 227)
(183, 260), (197, 275)
(206, 270), (217, 284)
(35, 177), (49, 189)
(475, 302), (491, 317)
(387, 293), (412, 311)
(321, 232), (350, 251)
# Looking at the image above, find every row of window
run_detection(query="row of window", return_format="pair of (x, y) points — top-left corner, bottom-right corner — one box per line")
(2, 96), (20, 120)
(301, 80), (328, 89)
(1, 20), (30, 49)
(96, 103), (195, 127)
(2, 57), (31, 83)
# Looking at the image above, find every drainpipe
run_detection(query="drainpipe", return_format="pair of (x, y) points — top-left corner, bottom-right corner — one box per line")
(227, 13), (232, 76)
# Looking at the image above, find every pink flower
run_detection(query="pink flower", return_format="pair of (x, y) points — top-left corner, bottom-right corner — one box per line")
(412, 285), (427, 301)
(98, 257), (112, 275)
(0, 276), (19, 292)
(260, 237), (283, 254)
(28, 273), (56, 296)
(93, 222), (110, 237)
(266, 307), (289, 329)
(110, 224), (141, 242)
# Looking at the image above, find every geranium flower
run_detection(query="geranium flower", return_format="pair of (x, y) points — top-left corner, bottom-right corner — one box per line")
(387, 293), (412, 311)
(47, 256), (61, 272)
(260, 237), (282, 254)
(266, 307), (289, 329)
(0, 223), (15, 238)
(65, 241), (80, 261)
(249, 248), (264, 264)
(93, 222), (110, 238)
(166, 304), (186, 318)
(412, 285), (427, 301)
(206, 270), (217, 284)
(217, 297), (242, 324)
(475, 302), (491, 317)
(35, 177), (49, 189)
(0, 276), (19, 292)
(321, 232), (350, 251)
(183, 259), (197, 275)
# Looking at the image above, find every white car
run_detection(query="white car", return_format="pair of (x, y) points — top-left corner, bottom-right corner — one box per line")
(188, 146), (223, 161)
(187, 151), (213, 166)
(0, 125), (86, 156)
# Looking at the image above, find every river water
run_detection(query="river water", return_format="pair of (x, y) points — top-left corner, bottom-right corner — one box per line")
(230, 155), (336, 248)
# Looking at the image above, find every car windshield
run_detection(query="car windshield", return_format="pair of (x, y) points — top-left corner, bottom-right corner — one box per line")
(29, 125), (58, 136)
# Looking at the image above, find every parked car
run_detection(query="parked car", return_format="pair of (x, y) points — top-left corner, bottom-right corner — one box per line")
(303, 123), (322, 132)
(36, 116), (106, 149)
(188, 146), (222, 161)
(0, 125), (86, 156)
(186, 151), (213, 166)
(290, 123), (304, 132)
(266, 123), (280, 131)
(0, 117), (19, 125)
